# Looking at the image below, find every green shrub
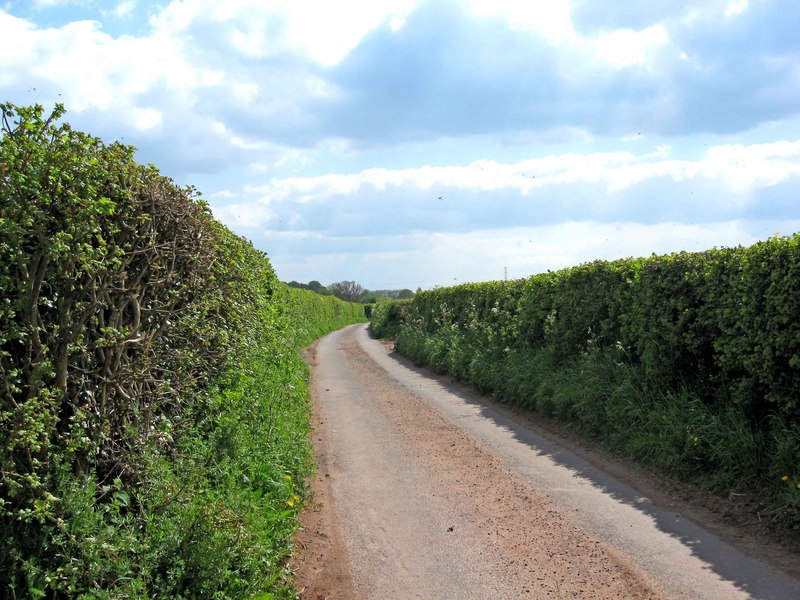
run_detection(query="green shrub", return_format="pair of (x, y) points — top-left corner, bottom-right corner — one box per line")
(369, 298), (412, 339)
(371, 234), (800, 531)
(0, 103), (365, 598)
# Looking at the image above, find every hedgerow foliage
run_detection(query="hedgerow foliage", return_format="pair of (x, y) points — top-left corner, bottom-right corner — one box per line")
(0, 103), (365, 598)
(368, 299), (412, 339)
(371, 239), (800, 528)
(280, 284), (367, 348)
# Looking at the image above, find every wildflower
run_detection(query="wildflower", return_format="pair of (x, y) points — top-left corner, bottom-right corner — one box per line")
(293, 495), (300, 502)
(782, 475), (790, 482)
(286, 500), (294, 507)
(284, 475), (292, 482)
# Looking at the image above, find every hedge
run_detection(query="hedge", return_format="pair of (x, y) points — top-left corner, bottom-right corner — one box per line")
(371, 236), (800, 529)
(0, 103), (365, 598)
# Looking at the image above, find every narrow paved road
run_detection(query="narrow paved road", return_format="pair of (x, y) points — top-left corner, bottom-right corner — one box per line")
(295, 324), (800, 599)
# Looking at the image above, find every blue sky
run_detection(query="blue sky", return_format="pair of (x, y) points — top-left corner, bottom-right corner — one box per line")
(2, 0), (799, 289)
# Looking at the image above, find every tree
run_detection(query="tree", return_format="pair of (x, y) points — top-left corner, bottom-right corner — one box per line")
(328, 280), (366, 303)
(308, 280), (331, 295)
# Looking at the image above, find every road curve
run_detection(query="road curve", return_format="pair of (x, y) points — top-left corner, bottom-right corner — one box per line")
(296, 324), (800, 599)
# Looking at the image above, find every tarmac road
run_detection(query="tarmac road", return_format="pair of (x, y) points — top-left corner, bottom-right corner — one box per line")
(294, 324), (800, 600)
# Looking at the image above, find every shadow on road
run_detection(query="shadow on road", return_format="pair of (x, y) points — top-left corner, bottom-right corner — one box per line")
(375, 334), (800, 600)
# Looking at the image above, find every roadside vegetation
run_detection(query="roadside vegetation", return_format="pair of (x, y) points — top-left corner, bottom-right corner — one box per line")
(371, 239), (800, 533)
(0, 103), (365, 599)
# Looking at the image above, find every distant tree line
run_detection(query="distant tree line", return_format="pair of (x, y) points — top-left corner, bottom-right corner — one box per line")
(286, 280), (417, 303)
(286, 279), (332, 295)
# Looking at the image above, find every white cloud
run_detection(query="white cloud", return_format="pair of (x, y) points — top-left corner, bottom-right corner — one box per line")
(701, 140), (800, 192)
(32, 0), (83, 7)
(725, 0), (749, 17)
(0, 11), (225, 112)
(0, 6), (266, 177)
(0, 17), (35, 87)
(230, 82), (259, 103)
(389, 14), (407, 31)
(467, 1), (670, 70)
(0, 1), (426, 171)
(131, 107), (162, 129)
(244, 140), (800, 205)
(212, 202), (275, 229)
(150, 0), (419, 66)
(591, 25), (669, 68)
(283, 0), (419, 65)
(209, 121), (274, 151)
(414, 221), (763, 280)
(113, 1), (136, 18)
(468, 0), (576, 44)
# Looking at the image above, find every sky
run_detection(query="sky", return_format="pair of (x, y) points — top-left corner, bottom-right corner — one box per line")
(1, 0), (799, 290)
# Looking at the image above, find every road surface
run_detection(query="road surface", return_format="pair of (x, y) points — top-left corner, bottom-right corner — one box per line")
(294, 324), (800, 599)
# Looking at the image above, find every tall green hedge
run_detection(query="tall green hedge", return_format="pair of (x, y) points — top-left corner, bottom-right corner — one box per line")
(280, 285), (366, 348)
(0, 103), (365, 598)
(372, 237), (800, 528)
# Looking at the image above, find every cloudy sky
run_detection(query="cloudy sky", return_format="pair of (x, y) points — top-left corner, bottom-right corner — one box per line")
(2, 0), (799, 289)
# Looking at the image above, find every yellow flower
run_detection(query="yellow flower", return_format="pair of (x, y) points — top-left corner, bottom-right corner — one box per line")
(284, 475), (292, 481)
(286, 500), (294, 507)
(293, 495), (301, 502)
(782, 475), (790, 482)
